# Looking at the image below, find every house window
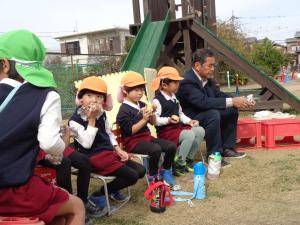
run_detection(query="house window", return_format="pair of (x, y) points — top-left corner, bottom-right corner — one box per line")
(109, 38), (114, 51)
(99, 38), (107, 53)
(65, 41), (80, 55)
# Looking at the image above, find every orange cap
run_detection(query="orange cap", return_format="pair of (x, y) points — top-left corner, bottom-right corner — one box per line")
(151, 66), (183, 91)
(121, 71), (147, 87)
(76, 76), (113, 110)
(78, 76), (107, 94)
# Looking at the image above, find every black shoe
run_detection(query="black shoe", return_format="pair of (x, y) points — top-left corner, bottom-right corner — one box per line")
(109, 191), (130, 203)
(172, 164), (185, 176)
(185, 158), (194, 171)
(173, 169), (183, 176)
(221, 159), (231, 169)
(223, 149), (246, 159)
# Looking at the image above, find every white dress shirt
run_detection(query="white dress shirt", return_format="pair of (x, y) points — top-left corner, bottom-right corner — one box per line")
(123, 99), (142, 111)
(152, 90), (191, 126)
(192, 68), (233, 107)
(0, 78), (65, 155)
(69, 109), (118, 149)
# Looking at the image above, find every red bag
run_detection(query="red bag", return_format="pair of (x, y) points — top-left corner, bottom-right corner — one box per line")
(144, 177), (173, 213)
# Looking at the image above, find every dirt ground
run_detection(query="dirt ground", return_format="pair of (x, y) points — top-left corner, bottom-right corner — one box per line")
(88, 148), (300, 225)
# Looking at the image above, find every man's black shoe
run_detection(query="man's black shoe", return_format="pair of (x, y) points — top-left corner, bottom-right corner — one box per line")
(221, 159), (231, 169)
(223, 149), (246, 159)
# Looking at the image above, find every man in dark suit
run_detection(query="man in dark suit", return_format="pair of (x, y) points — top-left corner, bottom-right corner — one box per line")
(177, 49), (255, 165)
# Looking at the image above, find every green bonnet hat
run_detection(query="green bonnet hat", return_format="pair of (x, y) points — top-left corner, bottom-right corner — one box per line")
(0, 29), (56, 87)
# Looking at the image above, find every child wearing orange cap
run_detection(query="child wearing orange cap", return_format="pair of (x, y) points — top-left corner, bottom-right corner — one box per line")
(116, 71), (181, 191)
(151, 67), (205, 176)
(69, 76), (146, 211)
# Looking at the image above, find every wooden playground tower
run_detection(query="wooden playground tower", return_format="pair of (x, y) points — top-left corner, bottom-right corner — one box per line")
(131, 0), (216, 69)
(128, 0), (300, 112)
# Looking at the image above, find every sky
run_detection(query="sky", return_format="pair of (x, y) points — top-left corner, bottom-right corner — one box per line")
(0, 0), (299, 51)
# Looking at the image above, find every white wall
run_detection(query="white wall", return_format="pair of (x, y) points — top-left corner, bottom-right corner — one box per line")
(57, 29), (131, 64)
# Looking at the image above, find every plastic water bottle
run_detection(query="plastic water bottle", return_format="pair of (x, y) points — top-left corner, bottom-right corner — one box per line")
(207, 152), (222, 180)
(193, 162), (206, 199)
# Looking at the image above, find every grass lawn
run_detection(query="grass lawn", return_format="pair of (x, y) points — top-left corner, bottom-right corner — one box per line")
(67, 79), (300, 225)
(82, 148), (300, 225)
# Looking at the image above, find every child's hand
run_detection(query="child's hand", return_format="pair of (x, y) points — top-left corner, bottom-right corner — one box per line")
(86, 103), (101, 120)
(189, 120), (199, 127)
(61, 126), (71, 147)
(169, 117), (179, 124)
(146, 104), (156, 113)
(152, 104), (157, 112)
(169, 115), (180, 124)
(45, 153), (63, 165)
(144, 105), (157, 117)
(127, 153), (134, 160)
(115, 146), (129, 161)
(141, 108), (151, 122)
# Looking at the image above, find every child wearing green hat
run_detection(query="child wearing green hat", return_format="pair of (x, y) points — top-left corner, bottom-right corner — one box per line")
(0, 30), (85, 225)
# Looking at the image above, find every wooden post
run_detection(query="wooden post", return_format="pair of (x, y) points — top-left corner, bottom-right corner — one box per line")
(70, 54), (75, 80)
(132, 0), (141, 24)
(143, 0), (149, 18)
(206, 0), (217, 33)
(157, 30), (182, 66)
(183, 29), (192, 68)
(181, 0), (188, 17)
(169, 0), (176, 19)
(143, 0), (169, 21)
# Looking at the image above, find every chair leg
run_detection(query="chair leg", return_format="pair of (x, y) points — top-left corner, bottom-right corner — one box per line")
(91, 174), (132, 216)
(100, 177), (112, 216)
(107, 187), (131, 214)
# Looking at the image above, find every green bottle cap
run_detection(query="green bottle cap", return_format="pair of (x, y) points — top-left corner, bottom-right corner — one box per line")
(213, 152), (222, 161)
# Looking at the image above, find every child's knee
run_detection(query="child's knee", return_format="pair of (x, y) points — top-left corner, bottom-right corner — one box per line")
(79, 156), (92, 171)
(193, 126), (205, 139)
(138, 165), (147, 178)
(166, 141), (177, 153)
(58, 194), (85, 219)
(185, 131), (196, 142)
(149, 145), (162, 157)
(132, 164), (147, 181)
(128, 172), (139, 185)
(70, 194), (85, 214)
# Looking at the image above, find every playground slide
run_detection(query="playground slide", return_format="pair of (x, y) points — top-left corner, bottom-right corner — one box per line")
(121, 12), (170, 75)
(191, 18), (300, 111)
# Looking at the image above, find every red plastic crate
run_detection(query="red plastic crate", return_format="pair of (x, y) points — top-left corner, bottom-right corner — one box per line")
(261, 118), (300, 149)
(0, 217), (45, 225)
(236, 118), (262, 151)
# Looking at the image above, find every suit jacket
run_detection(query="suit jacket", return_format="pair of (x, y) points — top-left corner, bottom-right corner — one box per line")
(177, 69), (229, 118)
